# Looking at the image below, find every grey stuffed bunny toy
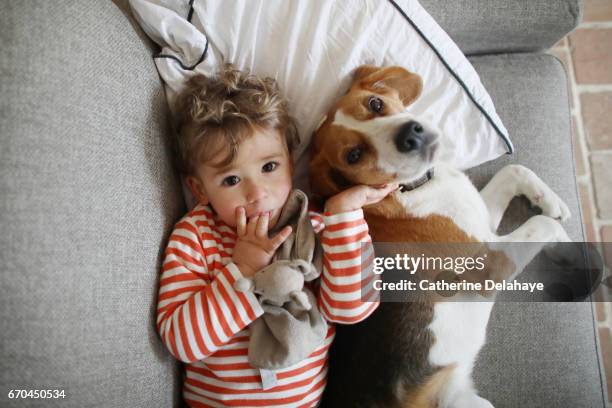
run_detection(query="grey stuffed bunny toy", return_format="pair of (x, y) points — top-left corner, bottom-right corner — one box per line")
(232, 189), (327, 370)
(235, 259), (313, 310)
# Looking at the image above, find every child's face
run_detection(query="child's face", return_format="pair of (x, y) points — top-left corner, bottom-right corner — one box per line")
(187, 127), (293, 230)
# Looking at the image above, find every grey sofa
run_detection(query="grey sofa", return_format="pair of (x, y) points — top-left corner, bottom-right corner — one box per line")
(0, 1), (607, 407)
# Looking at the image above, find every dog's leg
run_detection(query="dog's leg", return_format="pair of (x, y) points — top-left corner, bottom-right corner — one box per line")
(491, 215), (571, 280)
(480, 165), (571, 232)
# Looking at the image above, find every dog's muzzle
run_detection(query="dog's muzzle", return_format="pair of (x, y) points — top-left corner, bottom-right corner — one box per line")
(394, 120), (438, 154)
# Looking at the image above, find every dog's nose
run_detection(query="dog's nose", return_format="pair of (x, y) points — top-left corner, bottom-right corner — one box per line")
(395, 121), (429, 153)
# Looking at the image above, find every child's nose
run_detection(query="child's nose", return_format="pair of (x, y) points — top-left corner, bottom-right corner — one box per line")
(245, 180), (266, 203)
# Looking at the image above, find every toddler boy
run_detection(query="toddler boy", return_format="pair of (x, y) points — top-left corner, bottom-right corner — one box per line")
(158, 64), (397, 407)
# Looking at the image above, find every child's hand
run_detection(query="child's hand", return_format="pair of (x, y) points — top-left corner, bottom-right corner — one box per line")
(324, 183), (399, 214)
(232, 207), (292, 278)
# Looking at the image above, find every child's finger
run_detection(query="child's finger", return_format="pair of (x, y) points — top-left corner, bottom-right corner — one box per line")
(372, 183), (398, 197)
(246, 214), (259, 236)
(375, 182), (398, 191)
(383, 183), (400, 194)
(269, 225), (292, 251)
(363, 183), (399, 205)
(255, 212), (269, 238)
(365, 187), (385, 201)
(236, 207), (247, 236)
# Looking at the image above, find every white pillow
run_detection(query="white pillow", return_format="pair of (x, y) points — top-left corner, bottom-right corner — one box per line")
(130, 0), (512, 199)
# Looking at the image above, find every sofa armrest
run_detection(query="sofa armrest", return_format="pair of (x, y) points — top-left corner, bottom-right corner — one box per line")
(419, 0), (582, 55)
(1, 2), (185, 407)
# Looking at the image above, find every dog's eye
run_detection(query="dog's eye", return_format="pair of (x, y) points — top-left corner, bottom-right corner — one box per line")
(368, 96), (384, 113)
(346, 147), (362, 164)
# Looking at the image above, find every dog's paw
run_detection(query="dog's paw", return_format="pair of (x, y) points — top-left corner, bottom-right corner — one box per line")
(527, 186), (571, 222)
(511, 165), (571, 221)
(544, 242), (582, 266)
(543, 242), (604, 301)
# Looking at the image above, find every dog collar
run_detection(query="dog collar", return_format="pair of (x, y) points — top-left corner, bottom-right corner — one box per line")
(399, 168), (434, 193)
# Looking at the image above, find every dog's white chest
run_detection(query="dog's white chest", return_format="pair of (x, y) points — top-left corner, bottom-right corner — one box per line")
(395, 164), (494, 241)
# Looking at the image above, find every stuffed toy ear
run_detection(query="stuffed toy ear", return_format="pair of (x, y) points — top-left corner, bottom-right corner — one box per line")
(293, 259), (319, 283)
(290, 291), (312, 311)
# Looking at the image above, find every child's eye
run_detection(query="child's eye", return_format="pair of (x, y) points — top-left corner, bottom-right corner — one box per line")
(262, 161), (278, 173)
(222, 175), (240, 186)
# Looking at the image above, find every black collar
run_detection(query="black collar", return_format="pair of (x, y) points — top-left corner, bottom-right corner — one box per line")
(399, 168), (434, 193)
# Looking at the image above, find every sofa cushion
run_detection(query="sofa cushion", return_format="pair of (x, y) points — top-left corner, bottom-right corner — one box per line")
(0, 1), (185, 407)
(420, 0), (581, 55)
(466, 53), (607, 408)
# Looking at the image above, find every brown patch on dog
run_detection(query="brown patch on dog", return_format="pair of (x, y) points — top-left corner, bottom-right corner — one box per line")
(401, 364), (457, 408)
(327, 65), (423, 123)
(353, 65), (423, 107)
(309, 124), (396, 207)
(353, 65), (384, 81)
(364, 195), (478, 243)
(334, 86), (405, 121)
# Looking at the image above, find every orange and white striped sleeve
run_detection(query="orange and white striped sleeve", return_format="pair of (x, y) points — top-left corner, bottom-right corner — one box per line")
(156, 217), (264, 364)
(313, 209), (380, 324)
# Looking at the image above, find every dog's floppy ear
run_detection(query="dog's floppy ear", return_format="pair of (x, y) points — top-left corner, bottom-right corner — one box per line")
(309, 151), (347, 209)
(353, 65), (423, 107)
(353, 65), (381, 82)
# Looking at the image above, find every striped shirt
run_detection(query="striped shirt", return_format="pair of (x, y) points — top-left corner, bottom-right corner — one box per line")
(157, 203), (379, 407)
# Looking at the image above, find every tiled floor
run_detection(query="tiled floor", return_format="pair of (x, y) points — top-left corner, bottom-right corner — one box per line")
(548, 0), (612, 404)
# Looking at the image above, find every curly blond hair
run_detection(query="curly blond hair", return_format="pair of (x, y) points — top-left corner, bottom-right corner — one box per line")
(171, 64), (299, 175)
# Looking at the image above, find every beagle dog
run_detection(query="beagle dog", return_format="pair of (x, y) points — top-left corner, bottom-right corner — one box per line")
(311, 65), (572, 408)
